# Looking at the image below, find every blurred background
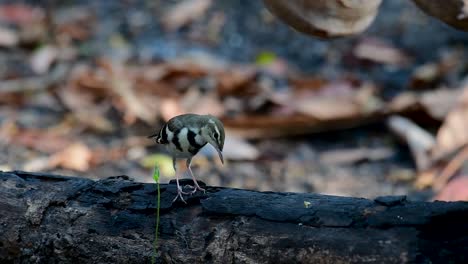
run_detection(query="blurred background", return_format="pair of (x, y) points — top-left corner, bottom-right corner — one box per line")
(0, 0), (467, 201)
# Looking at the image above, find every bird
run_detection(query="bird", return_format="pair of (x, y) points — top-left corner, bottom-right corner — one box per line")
(148, 114), (225, 203)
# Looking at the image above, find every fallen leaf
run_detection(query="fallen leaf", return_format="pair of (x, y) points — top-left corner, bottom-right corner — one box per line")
(11, 129), (72, 153)
(220, 135), (260, 161)
(0, 26), (19, 47)
(420, 88), (460, 121)
(432, 81), (468, 159)
(353, 37), (410, 66)
(409, 63), (441, 89)
(319, 147), (394, 165)
(216, 67), (256, 97)
(0, 4), (44, 25)
(181, 88), (225, 116)
(59, 78), (114, 133)
(295, 97), (359, 120)
(162, 0), (212, 31)
(160, 98), (185, 122)
(30, 45), (59, 74)
(457, 0), (468, 19)
(387, 116), (435, 170)
(23, 156), (51, 172)
(48, 142), (93, 171)
(433, 145), (468, 191)
(433, 175), (468, 201)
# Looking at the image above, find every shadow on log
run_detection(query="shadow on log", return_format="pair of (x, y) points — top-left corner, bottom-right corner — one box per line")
(1, 171), (467, 263)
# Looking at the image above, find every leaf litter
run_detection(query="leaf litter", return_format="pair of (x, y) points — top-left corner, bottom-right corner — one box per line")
(0, 1), (467, 201)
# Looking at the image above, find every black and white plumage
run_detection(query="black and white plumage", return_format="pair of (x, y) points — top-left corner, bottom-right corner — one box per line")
(149, 114), (225, 202)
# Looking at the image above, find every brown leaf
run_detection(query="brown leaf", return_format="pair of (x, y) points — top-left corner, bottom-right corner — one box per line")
(353, 38), (411, 66)
(420, 88), (460, 121)
(216, 67), (256, 97)
(0, 4), (44, 25)
(59, 78), (114, 133)
(433, 175), (468, 201)
(413, 0), (468, 31)
(295, 97), (360, 120)
(387, 116), (435, 171)
(290, 76), (326, 91)
(162, 0), (212, 31)
(160, 98), (185, 122)
(433, 145), (468, 191)
(432, 82), (468, 159)
(48, 142), (93, 171)
(0, 26), (19, 47)
(182, 88), (225, 116)
(30, 45), (59, 74)
(11, 129), (72, 153)
(263, 0), (382, 38)
(221, 135), (260, 161)
(107, 63), (157, 125)
(320, 147), (394, 165)
(409, 63), (441, 89)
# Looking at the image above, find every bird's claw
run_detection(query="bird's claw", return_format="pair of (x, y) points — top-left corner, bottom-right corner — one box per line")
(185, 184), (206, 195)
(172, 186), (188, 203)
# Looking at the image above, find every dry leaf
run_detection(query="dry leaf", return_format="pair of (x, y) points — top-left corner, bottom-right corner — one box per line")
(216, 67), (256, 97)
(160, 98), (185, 122)
(59, 81), (114, 132)
(181, 89), (225, 116)
(412, 0), (468, 31)
(109, 63), (156, 125)
(221, 135), (260, 161)
(0, 26), (19, 47)
(0, 4), (44, 25)
(30, 45), (58, 74)
(433, 175), (468, 201)
(11, 129), (72, 153)
(432, 82), (468, 159)
(162, 0), (212, 31)
(420, 88), (460, 121)
(49, 142), (93, 171)
(295, 97), (359, 120)
(320, 147), (394, 165)
(263, 0), (382, 38)
(410, 63), (441, 89)
(387, 116), (435, 170)
(353, 38), (410, 66)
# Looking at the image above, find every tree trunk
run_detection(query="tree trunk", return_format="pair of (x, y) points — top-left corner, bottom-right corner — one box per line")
(1, 171), (467, 263)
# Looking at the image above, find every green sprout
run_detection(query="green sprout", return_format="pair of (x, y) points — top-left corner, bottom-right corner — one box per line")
(151, 165), (161, 264)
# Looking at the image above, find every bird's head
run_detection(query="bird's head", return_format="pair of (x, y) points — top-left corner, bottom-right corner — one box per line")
(200, 116), (225, 164)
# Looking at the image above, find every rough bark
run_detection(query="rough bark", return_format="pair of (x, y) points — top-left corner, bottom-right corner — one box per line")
(1, 170), (467, 263)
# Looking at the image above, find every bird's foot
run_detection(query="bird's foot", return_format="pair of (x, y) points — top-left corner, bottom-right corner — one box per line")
(185, 184), (206, 195)
(172, 186), (188, 203)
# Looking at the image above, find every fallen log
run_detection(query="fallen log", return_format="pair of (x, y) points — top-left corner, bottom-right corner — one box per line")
(0, 171), (467, 263)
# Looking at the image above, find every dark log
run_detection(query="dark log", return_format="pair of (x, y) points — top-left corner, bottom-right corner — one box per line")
(1, 170), (467, 263)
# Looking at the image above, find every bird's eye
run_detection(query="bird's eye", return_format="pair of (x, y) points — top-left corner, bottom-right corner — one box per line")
(213, 132), (219, 139)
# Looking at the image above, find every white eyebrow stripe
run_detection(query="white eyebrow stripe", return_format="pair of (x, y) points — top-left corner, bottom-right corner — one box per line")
(214, 125), (220, 136)
(209, 119), (215, 124)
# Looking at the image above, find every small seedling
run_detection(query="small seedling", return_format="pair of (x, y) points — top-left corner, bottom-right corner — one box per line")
(151, 165), (161, 264)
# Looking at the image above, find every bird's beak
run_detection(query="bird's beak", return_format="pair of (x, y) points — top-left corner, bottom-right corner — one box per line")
(216, 147), (224, 164)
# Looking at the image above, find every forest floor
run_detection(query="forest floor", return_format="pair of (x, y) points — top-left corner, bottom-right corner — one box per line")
(1, 0), (467, 201)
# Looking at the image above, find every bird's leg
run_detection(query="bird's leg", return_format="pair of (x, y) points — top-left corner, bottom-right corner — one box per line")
(185, 158), (206, 194)
(172, 158), (188, 203)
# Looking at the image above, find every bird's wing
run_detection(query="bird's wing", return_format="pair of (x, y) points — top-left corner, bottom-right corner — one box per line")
(166, 117), (185, 132)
